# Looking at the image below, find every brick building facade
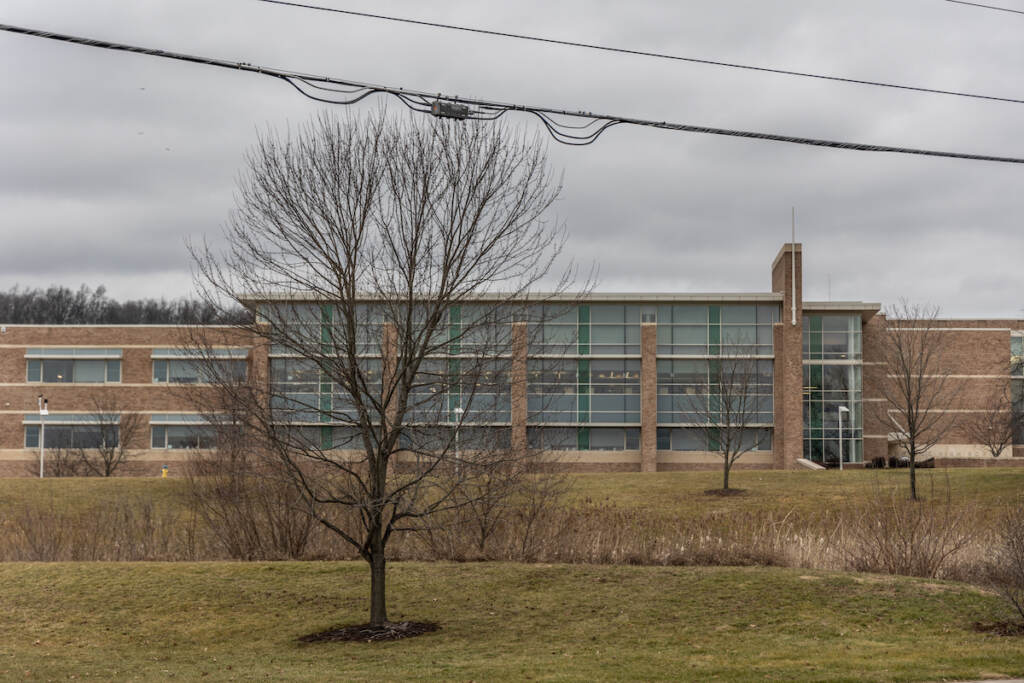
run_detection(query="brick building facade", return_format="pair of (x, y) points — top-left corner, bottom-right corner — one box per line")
(1, 242), (1020, 475)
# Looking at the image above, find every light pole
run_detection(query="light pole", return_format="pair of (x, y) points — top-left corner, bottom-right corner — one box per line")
(37, 395), (48, 478)
(453, 406), (464, 477)
(838, 405), (850, 470)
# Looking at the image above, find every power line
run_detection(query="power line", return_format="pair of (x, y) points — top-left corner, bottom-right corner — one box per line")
(2, 22), (1024, 164)
(257, 0), (1024, 106)
(945, 0), (1024, 16)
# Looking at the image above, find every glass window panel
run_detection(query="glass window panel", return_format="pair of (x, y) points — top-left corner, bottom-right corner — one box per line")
(47, 426), (73, 448)
(73, 426), (107, 449)
(721, 305), (756, 324)
(25, 425), (39, 448)
(822, 332), (849, 357)
(673, 326), (706, 346)
(721, 325), (756, 346)
(591, 325), (625, 344)
(624, 325), (641, 348)
(625, 428), (640, 450)
(624, 306), (643, 324)
(72, 360), (106, 383)
(27, 360), (41, 382)
(757, 305), (780, 324)
(590, 305), (625, 324)
(151, 426), (166, 448)
(42, 359), (74, 383)
(527, 427), (577, 450)
(822, 316), (851, 332)
(590, 428), (625, 450)
(542, 305), (577, 326)
(672, 305), (707, 324)
(107, 360), (121, 382)
(167, 425), (200, 449)
(672, 428), (705, 451)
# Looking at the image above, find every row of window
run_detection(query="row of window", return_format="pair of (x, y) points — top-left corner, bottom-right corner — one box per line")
(23, 422), (777, 454)
(524, 426), (773, 451)
(24, 423), (215, 450)
(26, 352), (248, 385)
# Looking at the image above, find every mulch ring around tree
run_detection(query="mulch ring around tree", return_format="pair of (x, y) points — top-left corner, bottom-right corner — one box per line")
(704, 488), (747, 497)
(973, 621), (1024, 637)
(299, 621), (441, 643)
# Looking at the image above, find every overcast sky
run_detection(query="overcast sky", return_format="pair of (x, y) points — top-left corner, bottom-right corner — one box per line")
(3, 0), (1024, 317)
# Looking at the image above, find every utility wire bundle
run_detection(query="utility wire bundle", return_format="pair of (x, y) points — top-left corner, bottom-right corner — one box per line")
(1, 22), (1023, 162)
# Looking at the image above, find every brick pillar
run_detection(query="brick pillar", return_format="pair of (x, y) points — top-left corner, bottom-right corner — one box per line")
(770, 243), (803, 469)
(640, 322), (658, 472)
(510, 322), (528, 455)
(860, 313), (888, 463)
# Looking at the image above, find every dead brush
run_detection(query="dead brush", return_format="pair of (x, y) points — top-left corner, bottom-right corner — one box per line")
(840, 481), (980, 579)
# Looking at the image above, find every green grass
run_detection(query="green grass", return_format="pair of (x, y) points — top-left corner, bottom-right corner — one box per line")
(569, 467), (1024, 516)
(0, 561), (1021, 681)
(2, 467), (1022, 521)
(0, 476), (188, 513)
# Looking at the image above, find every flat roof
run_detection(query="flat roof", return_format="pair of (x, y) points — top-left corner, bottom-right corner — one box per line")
(241, 292), (785, 304)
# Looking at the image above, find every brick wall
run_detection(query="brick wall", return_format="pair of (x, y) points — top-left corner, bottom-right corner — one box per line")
(771, 243), (803, 469)
(862, 316), (1024, 465)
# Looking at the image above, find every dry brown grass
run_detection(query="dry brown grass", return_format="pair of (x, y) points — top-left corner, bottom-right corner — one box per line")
(0, 471), (1008, 587)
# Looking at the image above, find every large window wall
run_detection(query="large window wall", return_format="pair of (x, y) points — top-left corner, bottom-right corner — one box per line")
(656, 359), (773, 425)
(653, 303), (777, 453)
(263, 299), (784, 457)
(802, 314), (864, 465)
(267, 302), (514, 450)
(656, 304), (777, 356)
(526, 358), (641, 424)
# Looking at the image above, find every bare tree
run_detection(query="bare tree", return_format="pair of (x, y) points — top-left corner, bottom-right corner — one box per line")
(27, 445), (85, 477)
(691, 355), (772, 492)
(74, 398), (145, 477)
(960, 378), (1020, 460)
(190, 111), (570, 631)
(876, 302), (959, 501)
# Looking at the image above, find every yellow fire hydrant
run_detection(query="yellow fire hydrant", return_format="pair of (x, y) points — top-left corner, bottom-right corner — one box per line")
(161, 464), (169, 479)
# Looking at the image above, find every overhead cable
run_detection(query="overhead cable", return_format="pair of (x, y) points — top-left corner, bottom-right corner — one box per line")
(257, 0), (1024, 106)
(2, 22), (1024, 163)
(945, 0), (1024, 16)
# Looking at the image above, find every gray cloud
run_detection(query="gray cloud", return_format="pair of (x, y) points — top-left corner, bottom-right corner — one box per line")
(2, 0), (1023, 317)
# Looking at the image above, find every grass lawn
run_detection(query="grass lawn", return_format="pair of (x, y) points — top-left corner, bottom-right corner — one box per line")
(2, 467), (1023, 521)
(0, 561), (1021, 681)
(569, 467), (1024, 517)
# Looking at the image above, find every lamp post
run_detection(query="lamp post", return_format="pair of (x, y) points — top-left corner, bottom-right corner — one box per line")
(838, 405), (850, 470)
(453, 406), (464, 477)
(37, 395), (48, 478)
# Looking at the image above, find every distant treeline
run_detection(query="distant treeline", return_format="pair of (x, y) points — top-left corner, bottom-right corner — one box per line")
(0, 285), (250, 325)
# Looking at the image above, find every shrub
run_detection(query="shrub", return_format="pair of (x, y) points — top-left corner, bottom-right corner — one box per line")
(842, 483), (977, 578)
(985, 501), (1024, 623)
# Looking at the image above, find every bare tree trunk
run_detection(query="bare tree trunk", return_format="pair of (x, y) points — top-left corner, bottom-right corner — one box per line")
(369, 527), (388, 627)
(723, 461), (730, 491)
(908, 450), (917, 501)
